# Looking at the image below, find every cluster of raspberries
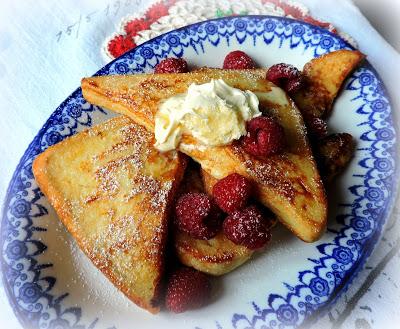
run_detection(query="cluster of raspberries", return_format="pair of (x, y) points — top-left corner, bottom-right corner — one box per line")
(169, 173), (273, 313)
(154, 50), (320, 313)
(175, 174), (273, 248)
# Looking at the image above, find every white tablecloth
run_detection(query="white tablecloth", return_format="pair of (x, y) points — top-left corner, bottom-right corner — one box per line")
(0, 0), (399, 328)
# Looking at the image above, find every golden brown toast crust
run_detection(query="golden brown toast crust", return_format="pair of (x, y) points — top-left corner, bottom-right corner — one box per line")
(82, 69), (268, 132)
(82, 70), (327, 242)
(292, 50), (365, 119)
(175, 231), (253, 276)
(33, 116), (186, 313)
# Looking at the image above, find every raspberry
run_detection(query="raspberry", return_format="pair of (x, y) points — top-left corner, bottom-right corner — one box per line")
(223, 51), (257, 70)
(266, 63), (304, 94)
(154, 58), (189, 74)
(223, 206), (271, 250)
(240, 116), (285, 158)
(305, 116), (328, 141)
(212, 173), (252, 214)
(175, 192), (223, 240)
(165, 267), (211, 313)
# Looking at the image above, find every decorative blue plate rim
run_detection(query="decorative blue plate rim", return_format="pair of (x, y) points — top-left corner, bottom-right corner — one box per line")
(1, 15), (398, 329)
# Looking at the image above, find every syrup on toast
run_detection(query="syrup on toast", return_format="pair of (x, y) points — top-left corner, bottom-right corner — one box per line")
(174, 163), (253, 276)
(292, 50), (365, 119)
(82, 69), (327, 242)
(32, 116), (186, 313)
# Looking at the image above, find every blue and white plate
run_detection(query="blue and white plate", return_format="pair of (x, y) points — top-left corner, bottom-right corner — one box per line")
(1, 16), (397, 329)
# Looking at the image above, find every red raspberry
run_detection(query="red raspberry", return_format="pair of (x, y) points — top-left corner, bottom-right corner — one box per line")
(266, 63), (304, 94)
(223, 51), (257, 70)
(165, 267), (211, 313)
(223, 206), (271, 250)
(212, 173), (252, 214)
(175, 192), (223, 240)
(305, 116), (328, 141)
(154, 58), (189, 74)
(240, 116), (285, 158)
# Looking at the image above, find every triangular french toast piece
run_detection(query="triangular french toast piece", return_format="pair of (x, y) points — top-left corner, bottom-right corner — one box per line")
(81, 70), (327, 242)
(33, 116), (186, 313)
(292, 49), (365, 118)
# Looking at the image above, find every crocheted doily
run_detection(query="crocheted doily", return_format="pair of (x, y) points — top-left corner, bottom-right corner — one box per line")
(104, 0), (357, 60)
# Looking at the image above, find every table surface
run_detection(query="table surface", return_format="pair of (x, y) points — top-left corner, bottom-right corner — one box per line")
(354, 0), (400, 52)
(0, 1), (399, 328)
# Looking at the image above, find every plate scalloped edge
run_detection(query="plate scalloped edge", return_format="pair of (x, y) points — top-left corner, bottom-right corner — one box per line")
(1, 16), (398, 329)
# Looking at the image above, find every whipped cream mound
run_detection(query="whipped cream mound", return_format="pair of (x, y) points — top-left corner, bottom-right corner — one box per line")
(154, 79), (261, 151)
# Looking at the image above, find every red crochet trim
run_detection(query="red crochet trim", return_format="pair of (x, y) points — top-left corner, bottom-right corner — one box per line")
(106, 0), (336, 59)
(145, 1), (171, 23)
(107, 0), (175, 58)
(107, 35), (136, 58)
(124, 18), (151, 36)
(303, 16), (337, 33)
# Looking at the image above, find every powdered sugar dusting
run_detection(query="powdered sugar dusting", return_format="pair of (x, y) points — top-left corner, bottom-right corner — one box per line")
(45, 116), (182, 311)
(243, 156), (296, 202)
(125, 174), (172, 212)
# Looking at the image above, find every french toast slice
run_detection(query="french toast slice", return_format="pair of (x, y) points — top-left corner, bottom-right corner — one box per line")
(32, 116), (186, 313)
(81, 69), (327, 242)
(315, 133), (356, 183)
(174, 163), (254, 276)
(292, 49), (365, 119)
(175, 231), (253, 276)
